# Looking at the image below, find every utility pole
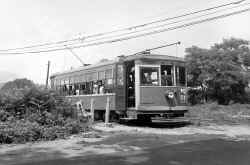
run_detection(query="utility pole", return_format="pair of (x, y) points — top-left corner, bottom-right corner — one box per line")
(45, 61), (50, 89)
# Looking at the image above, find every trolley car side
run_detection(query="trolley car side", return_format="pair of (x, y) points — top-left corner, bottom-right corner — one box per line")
(50, 53), (188, 121)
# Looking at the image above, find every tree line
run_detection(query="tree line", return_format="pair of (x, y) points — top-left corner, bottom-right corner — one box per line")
(186, 38), (250, 105)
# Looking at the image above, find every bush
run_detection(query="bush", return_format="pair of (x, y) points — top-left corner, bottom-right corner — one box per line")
(187, 88), (205, 105)
(0, 121), (41, 144)
(41, 126), (66, 140)
(0, 87), (75, 119)
(65, 118), (81, 134)
(244, 87), (250, 103)
(0, 109), (10, 122)
(0, 80), (89, 144)
(27, 112), (56, 126)
(0, 117), (89, 144)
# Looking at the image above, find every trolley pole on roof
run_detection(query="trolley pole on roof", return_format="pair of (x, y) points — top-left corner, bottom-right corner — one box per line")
(64, 45), (85, 66)
(45, 61), (50, 89)
(135, 41), (181, 55)
(145, 41), (181, 52)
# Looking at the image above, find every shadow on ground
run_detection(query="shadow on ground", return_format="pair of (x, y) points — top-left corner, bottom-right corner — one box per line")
(119, 119), (191, 128)
(13, 139), (250, 165)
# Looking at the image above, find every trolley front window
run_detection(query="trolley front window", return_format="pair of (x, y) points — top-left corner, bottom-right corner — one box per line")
(161, 65), (173, 86)
(140, 67), (159, 86)
(178, 66), (186, 86)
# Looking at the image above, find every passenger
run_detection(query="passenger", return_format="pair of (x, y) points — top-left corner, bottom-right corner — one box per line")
(128, 74), (134, 87)
(99, 85), (104, 94)
(72, 85), (77, 95)
(142, 72), (150, 84)
(161, 70), (173, 86)
(76, 89), (80, 95)
(161, 70), (168, 86)
(166, 74), (173, 86)
(93, 83), (99, 94)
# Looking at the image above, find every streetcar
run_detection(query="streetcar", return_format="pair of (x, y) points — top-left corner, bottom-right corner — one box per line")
(50, 51), (188, 122)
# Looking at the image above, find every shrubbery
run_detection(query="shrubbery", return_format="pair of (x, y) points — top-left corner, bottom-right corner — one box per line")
(185, 38), (250, 105)
(0, 81), (89, 144)
(187, 88), (205, 105)
(187, 85), (249, 105)
(0, 119), (87, 144)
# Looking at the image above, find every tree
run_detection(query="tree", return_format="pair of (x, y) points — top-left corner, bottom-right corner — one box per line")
(185, 38), (250, 105)
(185, 46), (210, 86)
(243, 49), (250, 66)
(1, 78), (35, 91)
(0, 78), (75, 119)
(0, 78), (36, 107)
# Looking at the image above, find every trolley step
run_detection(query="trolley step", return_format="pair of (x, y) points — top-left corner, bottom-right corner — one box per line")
(151, 117), (190, 124)
(119, 117), (137, 121)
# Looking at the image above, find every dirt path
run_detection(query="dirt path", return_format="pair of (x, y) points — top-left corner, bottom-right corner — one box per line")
(1, 123), (250, 165)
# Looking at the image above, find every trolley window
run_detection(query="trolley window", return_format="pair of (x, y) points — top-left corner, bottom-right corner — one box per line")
(98, 71), (105, 80)
(140, 67), (159, 86)
(86, 72), (97, 81)
(178, 66), (186, 86)
(105, 69), (113, 85)
(117, 65), (124, 86)
(161, 65), (173, 86)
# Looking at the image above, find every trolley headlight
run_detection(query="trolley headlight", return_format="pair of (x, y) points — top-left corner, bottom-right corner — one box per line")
(180, 88), (186, 94)
(168, 92), (174, 99)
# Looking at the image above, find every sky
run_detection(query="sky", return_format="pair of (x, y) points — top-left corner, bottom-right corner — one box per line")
(0, 0), (249, 84)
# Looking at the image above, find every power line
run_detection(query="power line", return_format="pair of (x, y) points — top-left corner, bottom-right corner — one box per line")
(2, 2), (250, 54)
(0, 7), (249, 55)
(48, 2), (250, 50)
(0, 0), (245, 52)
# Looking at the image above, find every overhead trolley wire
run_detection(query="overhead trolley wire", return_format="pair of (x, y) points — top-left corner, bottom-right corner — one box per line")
(133, 41), (181, 55)
(0, 7), (249, 55)
(0, 0), (246, 53)
(44, 2), (250, 50)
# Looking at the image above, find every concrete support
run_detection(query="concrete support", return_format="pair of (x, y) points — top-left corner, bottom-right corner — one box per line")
(90, 98), (95, 123)
(105, 96), (110, 124)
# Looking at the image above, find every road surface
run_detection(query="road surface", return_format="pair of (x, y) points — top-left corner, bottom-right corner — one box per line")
(1, 123), (250, 165)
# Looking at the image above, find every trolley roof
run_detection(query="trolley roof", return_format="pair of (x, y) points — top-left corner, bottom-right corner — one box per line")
(51, 53), (185, 77)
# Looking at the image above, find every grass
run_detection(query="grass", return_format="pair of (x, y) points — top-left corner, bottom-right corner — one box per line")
(187, 102), (250, 125)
